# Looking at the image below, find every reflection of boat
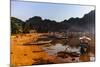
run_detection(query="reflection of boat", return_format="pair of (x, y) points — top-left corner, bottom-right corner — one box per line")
(57, 51), (80, 58)
(27, 40), (52, 45)
(55, 36), (68, 39)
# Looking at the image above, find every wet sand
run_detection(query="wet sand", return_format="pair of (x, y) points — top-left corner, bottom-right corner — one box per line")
(10, 33), (95, 66)
(11, 33), (57, 66)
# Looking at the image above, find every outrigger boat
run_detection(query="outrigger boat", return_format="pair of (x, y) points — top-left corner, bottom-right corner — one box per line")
(24, 40), (52, 45)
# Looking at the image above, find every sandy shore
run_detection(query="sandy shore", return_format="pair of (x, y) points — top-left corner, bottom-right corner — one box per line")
(11, 33), (58, 66)
(10, 33), (95, 66)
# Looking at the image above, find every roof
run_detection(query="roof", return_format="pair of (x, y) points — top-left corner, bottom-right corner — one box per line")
(79, 36), (91, 40)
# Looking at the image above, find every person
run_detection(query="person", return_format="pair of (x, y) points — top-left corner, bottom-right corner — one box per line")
(79, 42), (88, 55)
(79, 36), (91, 55)
(79, 36), (91, 61)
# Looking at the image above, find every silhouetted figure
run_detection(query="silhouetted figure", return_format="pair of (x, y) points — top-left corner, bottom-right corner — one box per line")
(80, 43), (88, 55)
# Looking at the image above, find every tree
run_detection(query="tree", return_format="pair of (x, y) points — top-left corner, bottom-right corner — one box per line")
(11, 10), (95, 33)
(11, 17), (25, 34)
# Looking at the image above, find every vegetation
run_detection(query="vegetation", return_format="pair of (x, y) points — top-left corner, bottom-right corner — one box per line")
(11, 10), (95, 34)
(11, 17), (25, 34)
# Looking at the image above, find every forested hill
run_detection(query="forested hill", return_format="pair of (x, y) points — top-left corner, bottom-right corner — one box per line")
(11, 10), (95, 34)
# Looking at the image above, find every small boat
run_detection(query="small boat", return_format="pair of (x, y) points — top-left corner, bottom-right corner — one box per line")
(27, 40), (52, 45)
(56, 37), (68, 39)
(46, 47), (54, 50)
(48, 35), (68, 39)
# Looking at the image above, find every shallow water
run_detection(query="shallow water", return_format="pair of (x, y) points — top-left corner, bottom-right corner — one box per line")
(41, 43), (80, 55)
(37, 38), (95, 62)
(42, 43), (66, 55)
(40, 43), (81, 62)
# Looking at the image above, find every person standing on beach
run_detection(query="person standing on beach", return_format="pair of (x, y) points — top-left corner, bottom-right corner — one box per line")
(79, 36), (91, 62)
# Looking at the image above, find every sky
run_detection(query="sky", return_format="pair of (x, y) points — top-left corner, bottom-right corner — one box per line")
(11, 0), (95, 22)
